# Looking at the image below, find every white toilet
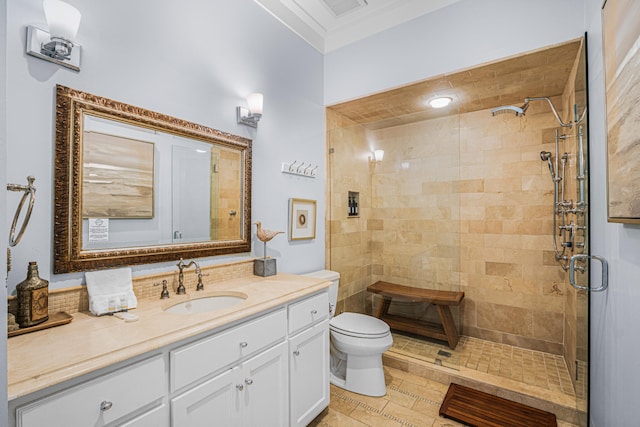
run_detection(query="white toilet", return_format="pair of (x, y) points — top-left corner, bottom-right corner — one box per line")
(304, 270), (393, 397)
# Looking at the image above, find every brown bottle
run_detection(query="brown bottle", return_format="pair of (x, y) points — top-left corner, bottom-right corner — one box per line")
(16, 262), (49, 328)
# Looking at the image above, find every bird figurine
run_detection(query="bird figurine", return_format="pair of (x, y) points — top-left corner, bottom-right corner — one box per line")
(254, 221), (284, 259)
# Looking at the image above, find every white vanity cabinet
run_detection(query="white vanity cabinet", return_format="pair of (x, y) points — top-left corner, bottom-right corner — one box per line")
(11, 288), (331, 427)
(15, 355), (167, 427)
(287, 292), (330, 427)
(171, 342), (289, 426)
(170, 308), (289, 427)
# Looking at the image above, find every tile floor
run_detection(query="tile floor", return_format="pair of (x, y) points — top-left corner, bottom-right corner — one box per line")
(309, 366), (466, 427)
(310, 365), (579, 427)
(390, 333), (581, 399)
(311, 332), (587, 426)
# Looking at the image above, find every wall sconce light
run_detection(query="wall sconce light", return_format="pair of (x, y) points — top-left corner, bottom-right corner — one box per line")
(237, 93), (263, 128)
(371, 149), (384, 162)
(26, 0), (82, 71)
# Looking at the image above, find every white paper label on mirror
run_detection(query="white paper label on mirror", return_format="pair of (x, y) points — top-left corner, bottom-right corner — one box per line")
(88, 218), (109, 242)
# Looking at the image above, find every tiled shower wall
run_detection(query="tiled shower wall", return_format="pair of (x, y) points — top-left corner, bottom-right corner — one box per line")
(326, 109), (374, 315)
(327, 86), (584, 360)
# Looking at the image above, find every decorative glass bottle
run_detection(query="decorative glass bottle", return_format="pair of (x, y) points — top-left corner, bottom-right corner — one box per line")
(16, 261), (49, 327)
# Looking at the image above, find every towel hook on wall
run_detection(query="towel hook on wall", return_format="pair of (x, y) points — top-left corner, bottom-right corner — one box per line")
(281, 160), (318, 178)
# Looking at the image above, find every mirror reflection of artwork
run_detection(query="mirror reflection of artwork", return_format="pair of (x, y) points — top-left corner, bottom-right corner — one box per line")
(602, 0), (640, 222)
(83, 132), (154, 218)
(289, 198), (316, 240)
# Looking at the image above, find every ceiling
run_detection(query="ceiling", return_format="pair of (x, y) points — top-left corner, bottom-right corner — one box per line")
(327, 39), (583, 129)
(255, 0), (461, 53)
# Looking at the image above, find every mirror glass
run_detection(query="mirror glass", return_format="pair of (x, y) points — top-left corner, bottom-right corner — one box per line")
(54, 85), (252, 273)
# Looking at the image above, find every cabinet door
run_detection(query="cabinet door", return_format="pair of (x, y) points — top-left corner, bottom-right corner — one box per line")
(171, 367), (241, 427)
(241, 341), (288, 427)
(289, 319), (330, 427)
(120, 403), (169, 427)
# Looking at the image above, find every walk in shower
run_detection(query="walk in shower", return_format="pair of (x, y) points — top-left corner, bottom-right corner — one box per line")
(326, 38), (589, 425)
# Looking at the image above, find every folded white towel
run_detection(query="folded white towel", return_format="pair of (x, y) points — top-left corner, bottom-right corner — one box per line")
(85, 267), (137, 316)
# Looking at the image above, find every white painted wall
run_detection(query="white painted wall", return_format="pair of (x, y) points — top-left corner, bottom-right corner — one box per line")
(584, 0), (640, 425)
(325, 0), (585, 105)
(4, 0), (325, 294)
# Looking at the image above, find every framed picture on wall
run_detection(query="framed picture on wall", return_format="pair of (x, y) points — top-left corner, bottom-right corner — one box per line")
(289, 198), (316, 240)
(602, 0), (640, 223)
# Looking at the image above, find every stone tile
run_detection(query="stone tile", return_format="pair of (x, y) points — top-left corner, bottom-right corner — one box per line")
(477, 302), (533, 336)
(329, 390), (360, 415)
(533, 310), (564, 342)
(382, 401), (438, 427)
(309, 407), (370, 427)
(385, 387), (418, 408)
(332, 387), (389, 412)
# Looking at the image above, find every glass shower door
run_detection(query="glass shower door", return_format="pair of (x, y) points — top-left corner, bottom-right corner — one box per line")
(326, 107), (462, 371)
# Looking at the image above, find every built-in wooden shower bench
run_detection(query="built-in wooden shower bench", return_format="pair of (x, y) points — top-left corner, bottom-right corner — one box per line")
(366, 281), (464, 349)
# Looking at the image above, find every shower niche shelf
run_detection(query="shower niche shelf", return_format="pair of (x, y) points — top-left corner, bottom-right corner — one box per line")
(347, 191), (359, 218)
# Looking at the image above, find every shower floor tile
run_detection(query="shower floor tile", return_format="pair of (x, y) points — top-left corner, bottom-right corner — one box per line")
(390, 333), (578, 397)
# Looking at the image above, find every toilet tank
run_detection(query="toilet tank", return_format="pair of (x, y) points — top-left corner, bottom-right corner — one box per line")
(303, 270), (339, 317)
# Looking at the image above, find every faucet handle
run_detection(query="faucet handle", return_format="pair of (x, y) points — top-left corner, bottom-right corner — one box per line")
(196, 267), (208, 292)
(154, 280), (170, 299)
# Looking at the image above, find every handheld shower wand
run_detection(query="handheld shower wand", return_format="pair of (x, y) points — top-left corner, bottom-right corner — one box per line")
(540, 151), (555, 181)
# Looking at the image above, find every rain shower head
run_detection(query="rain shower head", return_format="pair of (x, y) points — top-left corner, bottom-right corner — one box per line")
(490, 101), (530, 117)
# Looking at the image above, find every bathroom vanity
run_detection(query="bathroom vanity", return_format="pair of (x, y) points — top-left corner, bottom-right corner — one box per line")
(7, 274), (330, 427)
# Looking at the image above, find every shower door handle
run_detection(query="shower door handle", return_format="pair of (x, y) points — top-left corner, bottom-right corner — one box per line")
(569, 254), (608, 292)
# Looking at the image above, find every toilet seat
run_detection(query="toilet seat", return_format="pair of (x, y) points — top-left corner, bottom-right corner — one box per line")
(330, 312), (390, 339)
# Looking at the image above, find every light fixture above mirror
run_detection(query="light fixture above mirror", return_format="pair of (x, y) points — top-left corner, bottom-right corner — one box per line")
(26, 0), (82, 71)
(237, 93), (264, 128)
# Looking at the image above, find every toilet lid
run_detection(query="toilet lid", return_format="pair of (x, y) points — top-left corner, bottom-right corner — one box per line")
(330, 313), (390, 338)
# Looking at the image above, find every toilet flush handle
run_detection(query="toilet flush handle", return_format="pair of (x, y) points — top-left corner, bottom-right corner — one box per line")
(293, 350), (300, 356)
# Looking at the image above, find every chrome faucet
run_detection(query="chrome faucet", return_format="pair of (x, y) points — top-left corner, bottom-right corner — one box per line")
(176, 258), (198, 294)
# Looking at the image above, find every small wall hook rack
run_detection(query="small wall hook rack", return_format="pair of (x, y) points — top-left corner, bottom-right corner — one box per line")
(281, 160), (318, 178)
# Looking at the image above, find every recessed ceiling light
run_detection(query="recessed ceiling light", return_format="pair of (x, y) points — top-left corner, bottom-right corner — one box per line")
(429, 97), (453, 108)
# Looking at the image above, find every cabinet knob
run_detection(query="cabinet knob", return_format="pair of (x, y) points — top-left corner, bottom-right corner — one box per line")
(240, 341), (248, 348)
(293, 350), (300, 356)
(311, 309), (318, 315)
(100, 401), (113, 412)
(244, 378), (253, 385)
(236, 384), (244, 391)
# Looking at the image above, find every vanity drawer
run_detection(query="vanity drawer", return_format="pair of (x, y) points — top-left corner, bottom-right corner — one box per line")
(17, 355), (165, 427)
(288, 292), (329, 335)
(170, 308), (286, 392)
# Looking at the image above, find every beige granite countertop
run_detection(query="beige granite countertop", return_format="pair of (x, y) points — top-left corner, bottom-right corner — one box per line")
(8, 273), (330, 401)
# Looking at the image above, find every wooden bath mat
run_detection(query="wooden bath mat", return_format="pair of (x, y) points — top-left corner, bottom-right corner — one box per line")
(439, 383), (557, 427)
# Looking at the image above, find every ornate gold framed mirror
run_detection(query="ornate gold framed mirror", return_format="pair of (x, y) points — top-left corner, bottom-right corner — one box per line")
(53, 85), (252, 273)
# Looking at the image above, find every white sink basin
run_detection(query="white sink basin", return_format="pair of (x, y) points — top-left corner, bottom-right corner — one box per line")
(164, 293), (247, 314)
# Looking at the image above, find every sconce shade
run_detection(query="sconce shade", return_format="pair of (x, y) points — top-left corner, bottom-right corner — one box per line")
(237, 93), (264, 128)
(374, 149), (384, 162)
(246, 93), (263, 115)
(43, 0), (81, 41)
